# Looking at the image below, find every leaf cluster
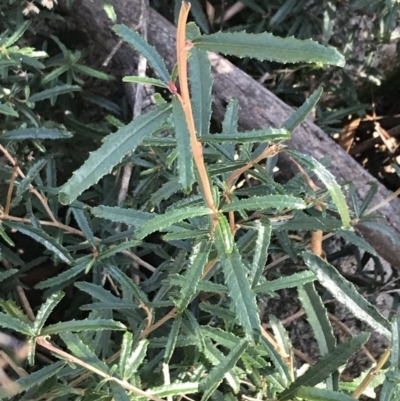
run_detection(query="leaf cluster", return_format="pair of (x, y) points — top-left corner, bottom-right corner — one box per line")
(0, 2), (399, 401)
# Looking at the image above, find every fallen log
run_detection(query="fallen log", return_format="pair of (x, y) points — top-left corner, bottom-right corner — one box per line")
(68, 0), (400, 270)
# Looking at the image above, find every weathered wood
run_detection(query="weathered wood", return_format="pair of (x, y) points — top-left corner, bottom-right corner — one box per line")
(69, 0), (400, 269)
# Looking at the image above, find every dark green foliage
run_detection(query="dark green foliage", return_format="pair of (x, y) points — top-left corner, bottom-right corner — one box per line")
(0, 2), (396, 401)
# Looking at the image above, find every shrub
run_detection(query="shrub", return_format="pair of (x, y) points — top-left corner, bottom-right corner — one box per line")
(0, 2), (399, 401)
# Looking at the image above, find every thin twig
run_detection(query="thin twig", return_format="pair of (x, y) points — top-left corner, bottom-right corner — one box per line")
(37, 337), (166, 401)
(0, 144), (58, 224)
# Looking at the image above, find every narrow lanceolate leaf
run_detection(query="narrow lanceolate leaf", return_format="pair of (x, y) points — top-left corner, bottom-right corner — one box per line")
(35, 257), (93, 289)
(221, 195), (306, 213)
(261, 338), (291, 386)
(121, 337), (148, 380)
(380, 317), (400, 401)
(338, 229), (376, 256)
(134, 206), (212, 239)
(106, 264), (147, 303)
(113, 24), (170, 82)
(298, 283), (335, 357)
(0, 103), (18, 117)
(40, 318), (126, 336)
(122, 75), (169, 88)
(91, 205), (153, 227)
(149, 383), (199, 397)
(251, 221), (272, 287)
(199, 338), (248, 401)
(303, 251), (391, 338)
(176, 240), (212, 312)
(4, 222), (73, 265)
(296, 387), (358, 401)
(60, 332), (110, 373)
(0, 128), (72, 141)
(189, 44), (212, 137)
(71, 207), (95, 245)
(0, 361), (65, 399)
(286, 150), (351, 228)
(273, 214), (341, 231)
(282, 88), (323, 132)
(278, 333), (369, 401)
(215, 213), (234, 254)
(59, 103), (171, 204)
(33, 291), (64, 336)
(193, 31), (345, 66)
(200, 127), (290, 143)
(164, 313), (182, 363)
(0, 312), (33, 336)
(0, 269), (17, 283)
(254, 271), (316, 294)
(172, 96), (195, 191)
(215, 227), (260, 342)
(222, 98), (239, 135)
(29, 85), (81, 102)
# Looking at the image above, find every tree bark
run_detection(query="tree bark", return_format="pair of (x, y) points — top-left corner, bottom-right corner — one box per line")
(69, 0), (400, 269)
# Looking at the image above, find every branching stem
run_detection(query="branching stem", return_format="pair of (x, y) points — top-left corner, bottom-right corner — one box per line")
(177, 2), (218, 228)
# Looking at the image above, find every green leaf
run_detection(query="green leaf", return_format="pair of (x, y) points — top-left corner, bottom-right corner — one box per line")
(0, 103), (18, 117)
(192, 31), (345, 66)
(380, 317), (400, 401)
(71, 207), (95, 245)
(282, 88), (323, 132)
(120, 335), (148, 380)
(4, 20), (30, 46)
(176, 240), (212, 312)
(279, 333), (370, 400)
(106, 264), (148, 303)
(149, 383), (199, 397)
(0, 312), (33, 336)
(250, 221), (272, 287)
(41, 318), (126, 336)
(3, 222), (73, 265)
(221, 195), (306, 212)
(0, 361), (65, 399)
(222, 98), (239, 135)
(123, 75), (169, 88)
(172, 96), (195, 191)
(60, 332), (110, 373)
(199, 338), (248, 401)
(33, 291), (64, 335)
(338, 229), (376, 256)
(35, 257), (93, 289)
(29, 85), (81, 102)
(298, 283), (335, 357)
(287, 150), (351, 228)
(254, 271), (316, 294)
(215, 213), (234, 254)
(189, 43), (212, 137)
(295, 386), (358, 401)
(74, 64), (112, 80)
(215, 225), (260, 342)
(113, 24), (170, 82)
(59, 103), (171, 204)
(303, 251), (391, 338)
(0, 269), (17, 283)
(187, 1), (209, 34)
(164, 313), (182, 363)
(92, 205), (153, 227)
(1, 128), (73, 141)
(149, 177), (181, 206)
(134, 206), (212, 239)
(200, 127), (290, 143)
(98, 240), (142, 260)
(272, 214), (342, 231)
(261, 337), (292, 386)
